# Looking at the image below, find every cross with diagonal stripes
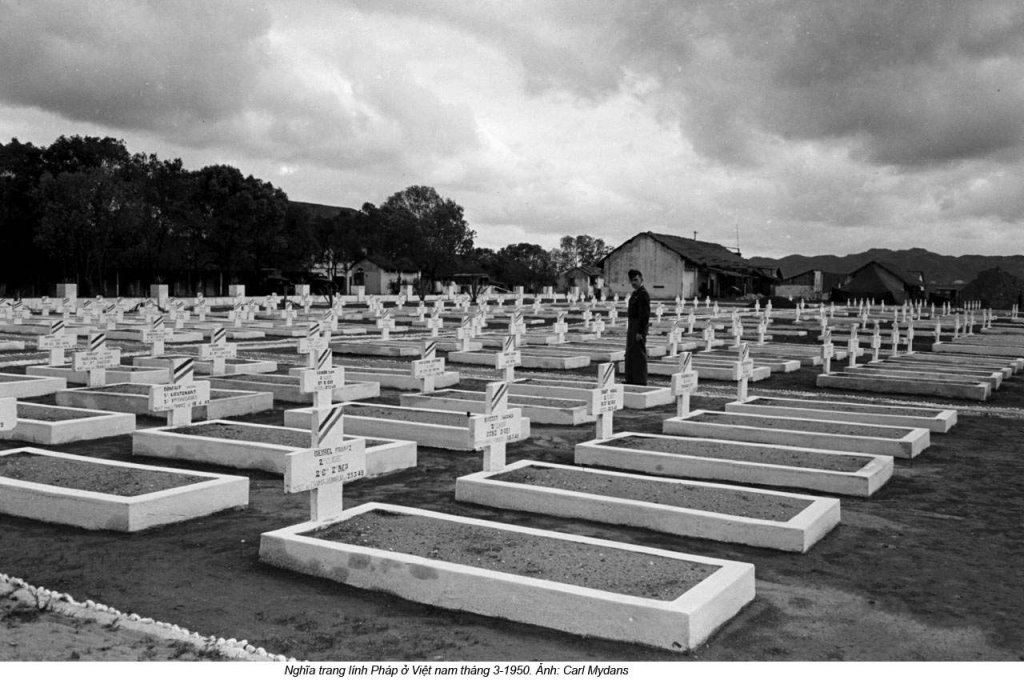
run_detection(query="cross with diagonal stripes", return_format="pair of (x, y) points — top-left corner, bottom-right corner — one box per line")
(284, 404), (367, 521)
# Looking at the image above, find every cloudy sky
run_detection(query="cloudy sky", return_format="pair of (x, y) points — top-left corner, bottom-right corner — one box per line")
(2, 0), (1023, 258)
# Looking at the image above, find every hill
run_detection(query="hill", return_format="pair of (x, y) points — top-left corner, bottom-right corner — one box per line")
(959, 268), (1024, 308)
(747, 248), (1024, 286)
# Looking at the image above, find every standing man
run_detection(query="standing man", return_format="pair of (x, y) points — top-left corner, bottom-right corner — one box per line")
(625, 268), (651, 385)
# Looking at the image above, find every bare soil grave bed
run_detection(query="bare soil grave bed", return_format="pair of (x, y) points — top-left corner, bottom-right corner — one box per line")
(489, 464), (812, 521)
(304, 507), (717, 600)
(171, 421), (389, 449)
(684, 411), (909, 438)
(608, 434), (868, 472)
(0, 450), (206, 495)
(15, 403), (108, 422)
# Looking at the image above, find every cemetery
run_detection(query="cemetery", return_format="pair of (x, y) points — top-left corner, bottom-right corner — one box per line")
(0, 286), (1021, 662)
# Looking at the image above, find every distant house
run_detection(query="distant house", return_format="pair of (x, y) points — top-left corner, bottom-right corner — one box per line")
(558, 265), (604, 297)
(774, 269), (846, 301)
(835, 261), (925, 304)
(350, 255), (419, 296)
(600, 231), (774, 299)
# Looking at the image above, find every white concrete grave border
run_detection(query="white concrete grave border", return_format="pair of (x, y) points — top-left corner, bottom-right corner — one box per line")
(576, 433), (893, 497)
(663, 410), (929, 459)
(258, 502), (755, 653)
(0, 447), (247, 531)
(0, 403), (135, 445)
(456, 459), (840, 553)
(131, 419), (415, 477)
(725, 396), (957, 434)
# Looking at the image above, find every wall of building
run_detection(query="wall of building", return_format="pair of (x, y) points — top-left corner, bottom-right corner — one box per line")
(604, 235), (696, 299)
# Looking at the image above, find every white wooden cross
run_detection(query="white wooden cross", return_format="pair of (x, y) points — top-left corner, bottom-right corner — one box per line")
(198, 326), (238, 375)
(36, 320), (76, 366)
(687, 310), (696, 334)
(468, 381), (522, 472)
(712, 301), (720, 317)
(299, 348), (343, 408)
(284, 404), (367, 521)
(376, 309), (396, 341)
(141, 315), (172, 356)
(39, 296), (52, 317)
(495, 335), (522, 382)
(591, 313), (605, 339)
(590, 362), (624, 439)
(702, 322), (716, 352)
(72, 333), (121, 387)
(425, 311), (444, 338)
(889, 321), (901, 357)
(553, 312), (568, 343)
(671, 351), (698, 417)
(149, 357), (211, 427)
(61, 297), (75, 321)
(736, 342), (755, 401)
(509, 310), (526, 343)
(411, 340), (445, 394)
(100, 304), (121, 330)
(297, 322), (330, 368)
(870, 321), (882, 362)
(730, 313), (743, 347)
(654, 302), (665, 323)
(193, 293), (209, 322)
(581, 307), (593, 330)
(319, 309), (338, 335)
(905, 321), (915, 355)
(281, 301), (297, 327)
(10, 300), (26, 325)
(847, 323), (859, 368)
(227, 301), (246, 328)
(666, 320), (683, 356)
(821, 327), (835, 375)
(607, 305), (618, 327)
(953, 313), (961, 339)
(756, 316), (767, 345)
(456, 316), (473, 352)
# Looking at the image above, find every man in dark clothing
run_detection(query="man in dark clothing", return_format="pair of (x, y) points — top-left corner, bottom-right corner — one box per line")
(625, 268), (651, 385)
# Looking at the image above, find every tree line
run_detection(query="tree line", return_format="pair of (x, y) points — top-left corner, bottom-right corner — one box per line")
(0, 136), (611, 298)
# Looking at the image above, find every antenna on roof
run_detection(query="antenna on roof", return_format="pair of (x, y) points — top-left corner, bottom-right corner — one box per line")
(693, 231), (698, 240)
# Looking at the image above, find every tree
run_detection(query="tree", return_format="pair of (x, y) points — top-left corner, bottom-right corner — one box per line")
(378, 186), (475, 298)
(552, 234), (612, 271)
(0, 138), (47, 293)
(494, 243), (558, 293)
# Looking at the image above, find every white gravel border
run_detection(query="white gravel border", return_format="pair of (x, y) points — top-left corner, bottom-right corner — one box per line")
(0, 572), (296, 662)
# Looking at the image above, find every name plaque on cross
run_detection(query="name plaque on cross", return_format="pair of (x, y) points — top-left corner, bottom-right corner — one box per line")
(284, 405), (367, 521)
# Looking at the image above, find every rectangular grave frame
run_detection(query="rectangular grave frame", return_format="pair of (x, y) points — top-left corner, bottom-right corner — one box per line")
(0, 403), (136, 445)
(283, 403), (531, 452)
(456, 460), (840, 553)
(258, 502), (755, 652)
(56, 384), (273, 420)
(726, 396), (957, 434)
(0, 447), (247, 531)
(399, 390), (593, 426)
(575, 432), (893, 497)
(131, 419), (415, 478)
(664, 410), (929, 459)
(0, 373), (67, 399)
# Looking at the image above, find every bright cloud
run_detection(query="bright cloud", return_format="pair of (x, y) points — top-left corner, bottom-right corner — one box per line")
(1, 0), (1023, 257)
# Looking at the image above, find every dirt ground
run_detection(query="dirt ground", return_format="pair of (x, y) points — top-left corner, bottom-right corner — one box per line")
(2, 347), (1024, 662)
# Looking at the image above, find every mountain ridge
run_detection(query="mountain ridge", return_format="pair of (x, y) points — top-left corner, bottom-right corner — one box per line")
(747, 248), (1024, 286)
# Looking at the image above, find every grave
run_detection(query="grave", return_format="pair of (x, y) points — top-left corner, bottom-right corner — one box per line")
(56, 383), (272, 420)
(133, 354), (278, 376)
(0, 402), (135, 444)
(400, 389), (593, 425)
(341, 363), (460, 391)
(27, 333), (167, 386)
(816, 372), (992, 402)
(448, 344), (591, 371)
(283, 398), (530, 453)
(664, 410), (929, 458)
(507, 377), (673, 409)
(456, 460), (840, 553)
(0, 373), (67, 399)
(726, 396), (957, 433)
(0, 447), (247, 531)
(576, 433), (893, 497)
(209, 372), (379, 404)
(131, 419), (415, 478)
(258, 502), (755, 652)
